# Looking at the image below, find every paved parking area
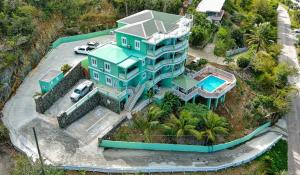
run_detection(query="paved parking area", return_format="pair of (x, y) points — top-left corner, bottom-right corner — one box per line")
(45, 79), (87, 117)
(65, 106), (126, 144)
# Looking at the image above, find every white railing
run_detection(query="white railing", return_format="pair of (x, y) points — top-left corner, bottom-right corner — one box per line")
(119, 68), (139, 80)
(147, 54), (186, 71)
(125, 83), (146, 111)
(147, 40), (188, 57)
(146, 67), (185, 88)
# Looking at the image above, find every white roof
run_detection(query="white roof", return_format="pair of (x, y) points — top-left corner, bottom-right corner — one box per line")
(196, 0), (226, 13)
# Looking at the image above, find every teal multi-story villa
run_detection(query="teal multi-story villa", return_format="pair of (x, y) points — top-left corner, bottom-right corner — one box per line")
(87, 10), (236, 112)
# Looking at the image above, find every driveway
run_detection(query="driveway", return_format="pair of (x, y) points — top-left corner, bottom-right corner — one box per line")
(277, 5), (300, 175)
(2, 34), (283, 173)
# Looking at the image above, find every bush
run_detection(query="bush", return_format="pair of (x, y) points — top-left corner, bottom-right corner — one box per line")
(262, 140), (287, 174)
(60, 64), (72, 74)
(0, 122), (9, 143)
(198, 58), (208, 67)
(237, 56), (250, 68)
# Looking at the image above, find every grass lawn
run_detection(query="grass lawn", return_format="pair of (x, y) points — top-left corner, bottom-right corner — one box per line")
(81, 58), (89, 70)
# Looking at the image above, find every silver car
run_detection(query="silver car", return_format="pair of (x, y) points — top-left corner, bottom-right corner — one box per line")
(70, 80), (94, 102)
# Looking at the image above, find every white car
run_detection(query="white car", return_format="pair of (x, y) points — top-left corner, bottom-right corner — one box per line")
(74, 45), (95, 55)
(87, 41), (99, 48)
(70, 80), (94, 102)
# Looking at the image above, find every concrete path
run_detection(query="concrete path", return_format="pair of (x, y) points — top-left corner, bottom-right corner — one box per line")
(277, 5), (300, 175)
(2, 34), (283, 173)
(188, 44), (225, 65)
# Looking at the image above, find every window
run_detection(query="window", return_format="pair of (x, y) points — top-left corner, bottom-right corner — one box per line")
(142, 72), (146, 79)
(135, 40), (140, 50)
(142, 59), (145, 66)
(93, 72), (99, 80)
(106, 76), (112, 86)
(91, 58), (97, 67)
(121, 37), (127, 46)
(104, 62), (111, 72)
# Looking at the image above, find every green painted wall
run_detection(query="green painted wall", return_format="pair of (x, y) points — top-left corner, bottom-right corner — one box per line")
(39, 72), (64, 93)
(115, 32), (148, 55)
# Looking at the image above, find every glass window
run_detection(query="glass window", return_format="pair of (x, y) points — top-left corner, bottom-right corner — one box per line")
(104, 62), (111, 72)
(106, 76), (112, 86)
(93, 72), (99, 80)
(135, 40), (140, 50)
(91, 58), (97, 67)
(121, 37), (127, 46)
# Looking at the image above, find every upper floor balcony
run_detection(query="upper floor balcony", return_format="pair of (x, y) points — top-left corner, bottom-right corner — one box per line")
(119, 67), (139, 80)
(146, 54), (186, 71)
(147, 40), (188, 57)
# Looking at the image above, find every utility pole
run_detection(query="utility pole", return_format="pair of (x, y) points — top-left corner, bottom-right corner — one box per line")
(33, 127), (45, 175)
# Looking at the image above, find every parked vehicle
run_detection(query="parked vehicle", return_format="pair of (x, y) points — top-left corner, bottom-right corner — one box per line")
(87, 41), (99, 48)
(294, 29), (300, 35)
(74, 45), (95, 55)
(70, 80), (94, 102)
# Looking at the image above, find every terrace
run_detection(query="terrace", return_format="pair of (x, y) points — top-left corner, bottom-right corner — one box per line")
(171, 66), (236, 107)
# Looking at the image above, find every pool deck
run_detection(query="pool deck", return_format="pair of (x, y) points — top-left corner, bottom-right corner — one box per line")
(172, 66), (236, 101)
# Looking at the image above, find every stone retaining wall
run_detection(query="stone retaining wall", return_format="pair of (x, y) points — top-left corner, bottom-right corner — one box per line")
(57, 92), (100, 128)
(35, 62), (84, 113)
(57, 91), (121, 128)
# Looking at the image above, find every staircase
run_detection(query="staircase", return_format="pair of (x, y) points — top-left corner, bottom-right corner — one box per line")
(125, 83), (146, 112)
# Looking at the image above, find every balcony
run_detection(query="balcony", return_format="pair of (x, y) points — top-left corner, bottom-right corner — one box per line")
(146, 54), (187, 71)
(147, 40), (188, 57)
(146, 66), (185, 88)
(119, 68), (139, 80)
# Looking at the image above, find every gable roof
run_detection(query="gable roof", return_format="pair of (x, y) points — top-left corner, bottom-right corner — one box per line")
(172, 75), (198, 91)
(115, 10), (182, 39)
(196, 0), (226, 13)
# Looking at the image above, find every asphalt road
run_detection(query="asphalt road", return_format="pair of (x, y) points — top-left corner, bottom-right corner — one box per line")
(277, 6), (300, 175)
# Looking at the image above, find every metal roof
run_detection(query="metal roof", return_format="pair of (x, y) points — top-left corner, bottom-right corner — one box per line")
(115, 10), (182, 39)
(196, 0), (226, 13)
(40, 70), (62, 82)
(88, 44), (143, 64)
(118, 57), (138, 69)
(172, 75), (198, 90)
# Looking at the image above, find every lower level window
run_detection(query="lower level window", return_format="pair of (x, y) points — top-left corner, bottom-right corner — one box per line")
(93, 72), (99, 80)
(106, 76), (112, 86)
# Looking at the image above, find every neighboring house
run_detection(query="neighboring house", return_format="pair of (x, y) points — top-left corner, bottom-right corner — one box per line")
(39, 70), (64, 93)
(196, 0), (226, 23)
(87, 10), (235, 112)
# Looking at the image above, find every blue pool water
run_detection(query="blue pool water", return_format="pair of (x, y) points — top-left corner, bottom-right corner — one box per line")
(197, 75), (226, 93)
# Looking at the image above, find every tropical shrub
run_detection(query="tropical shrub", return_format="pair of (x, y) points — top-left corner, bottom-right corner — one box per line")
(0, 122), (9, 143)
(237, 56), (250, 68)
(60, 64), (72, 74)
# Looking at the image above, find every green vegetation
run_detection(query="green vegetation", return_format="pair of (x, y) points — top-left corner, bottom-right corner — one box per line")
(12, 155), (64, 175)
(60, 64), (72, 74)
(0, 121), (9, 143)
(187, 8), (217, 47)
(112, 93), (229, 145)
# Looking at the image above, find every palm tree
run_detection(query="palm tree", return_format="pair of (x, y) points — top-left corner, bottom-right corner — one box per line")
(132, 105), (163, 142)
(246, 22), (273, 53)
(200, 112), (229, 145)
(163, 111), (202, 143)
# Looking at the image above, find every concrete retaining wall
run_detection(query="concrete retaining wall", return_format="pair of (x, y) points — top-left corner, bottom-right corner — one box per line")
(35, 63), (84, 113)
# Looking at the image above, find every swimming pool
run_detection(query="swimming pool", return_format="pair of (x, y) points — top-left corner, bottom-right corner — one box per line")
(197, 75), (226, 93)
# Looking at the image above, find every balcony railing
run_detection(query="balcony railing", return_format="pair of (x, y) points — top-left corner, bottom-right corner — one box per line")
(147, 40), (188, 57)
(119, 68), (139, 80)
(146, 66), (185, 88)
(146, 54), (187, 71)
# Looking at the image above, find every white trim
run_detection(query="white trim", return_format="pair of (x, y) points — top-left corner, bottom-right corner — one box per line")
(134, 40), (140, 50)
(93, 71), (99, 80)
(105, 76), (112, 86)
(121, 37), (127, 46)
(91, 58), (97, 67)
(104, 62), (111, 73)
